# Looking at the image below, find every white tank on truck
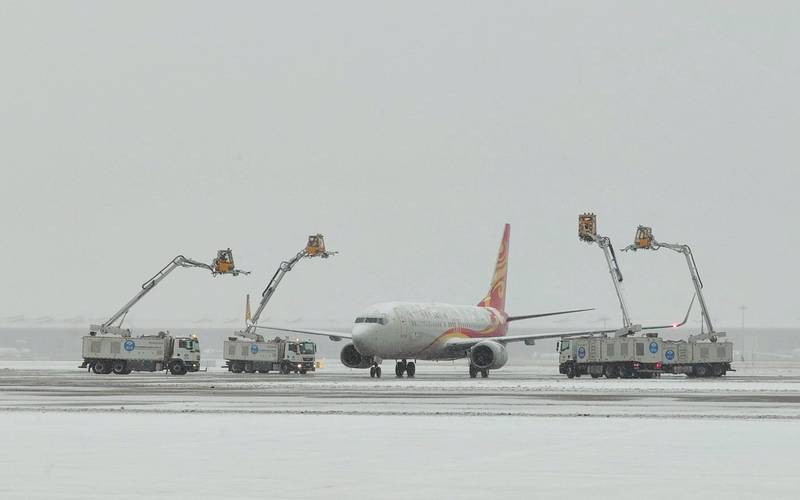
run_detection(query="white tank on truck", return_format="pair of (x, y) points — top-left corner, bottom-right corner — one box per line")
(557, 332), (733, 379)
(224, 234), (335, 375)
(80, 249), (248, 375)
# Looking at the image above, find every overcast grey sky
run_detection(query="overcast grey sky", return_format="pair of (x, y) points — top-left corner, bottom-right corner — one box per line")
(1, 1), (798, 330)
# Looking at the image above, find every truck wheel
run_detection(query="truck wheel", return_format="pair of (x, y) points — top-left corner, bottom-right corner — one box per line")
(169, 360), (187, 375)
(566, 365), (575, 379)
(244, 363), (255, 374)
(94, 360), (113, 374)
(299, 369), (307, 374)
(604, 365), (618, 379)
(230, 361), (243, 373)
(280, 363), (290, 375)
(112, 360), (128, 375)
(591, 373), (601, 379)
(92, 360), (106, 374)
(712, 365), (724, 377)
(694, 365), (708, 377)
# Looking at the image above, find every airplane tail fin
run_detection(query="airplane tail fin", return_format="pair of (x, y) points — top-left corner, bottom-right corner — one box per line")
(245, 294), (252, 323)
(478, 224), (510, 312)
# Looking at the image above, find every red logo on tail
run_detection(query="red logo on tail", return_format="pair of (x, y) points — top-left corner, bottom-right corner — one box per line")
(478, 224), (509, 312)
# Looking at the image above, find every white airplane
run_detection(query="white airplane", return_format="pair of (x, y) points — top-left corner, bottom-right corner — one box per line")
(262, 224), (647, 378)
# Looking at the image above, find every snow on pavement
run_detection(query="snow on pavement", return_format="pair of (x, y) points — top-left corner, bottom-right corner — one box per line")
(0, 413), (797, 500)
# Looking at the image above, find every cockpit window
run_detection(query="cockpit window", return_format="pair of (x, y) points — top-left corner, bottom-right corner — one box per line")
(354, 316), (386, 325)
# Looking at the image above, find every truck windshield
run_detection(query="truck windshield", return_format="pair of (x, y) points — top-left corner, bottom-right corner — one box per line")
(178, 339), (200, 351)
(287, 343), (297, 353)
(560, 340), (570, 352)
(300, 342), (315, 354)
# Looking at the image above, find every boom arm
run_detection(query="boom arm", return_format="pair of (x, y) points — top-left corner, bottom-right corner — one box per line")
(579, 213), (636, 336)
(238, 234), (337, 342)
(622, 226), (722, 342)
(90, 249), (248, 337)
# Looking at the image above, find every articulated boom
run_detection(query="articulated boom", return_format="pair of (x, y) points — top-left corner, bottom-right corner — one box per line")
(237, 234), (337, 342)
(90, 249), (248, 337)
(578, 213), (637, 335)
(623, 226), (723, 342)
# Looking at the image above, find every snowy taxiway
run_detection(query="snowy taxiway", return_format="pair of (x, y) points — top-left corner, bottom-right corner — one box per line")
(1, 362), (798, 499)
(1, 362), (799, 418)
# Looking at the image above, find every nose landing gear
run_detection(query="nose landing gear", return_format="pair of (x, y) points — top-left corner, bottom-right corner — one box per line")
(369, 363), (382, 378)
(469, 364), (489, 378)
(395, 360), (416, 378)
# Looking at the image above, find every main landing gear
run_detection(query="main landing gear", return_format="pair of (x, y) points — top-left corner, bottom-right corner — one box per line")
(469, 365), (489, 378)
(395, 360), (416, 378)
(369, 363), (382, 378)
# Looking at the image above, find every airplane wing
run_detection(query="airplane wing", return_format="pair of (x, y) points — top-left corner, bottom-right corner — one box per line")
(254, 325), (351, 342)
(507, 308), (593, 322)
(445, 295), (695, 353)
(443, 328), (619, 353)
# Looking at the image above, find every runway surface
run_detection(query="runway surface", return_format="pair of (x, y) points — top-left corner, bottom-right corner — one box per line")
(2, 361), (799, 499)
(1, 361), (798, 419)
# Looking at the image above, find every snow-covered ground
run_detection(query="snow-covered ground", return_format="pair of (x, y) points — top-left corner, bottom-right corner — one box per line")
(0, 413), (797, 500)
(1, 362), (799, 419)
(0, 362), (798, 498)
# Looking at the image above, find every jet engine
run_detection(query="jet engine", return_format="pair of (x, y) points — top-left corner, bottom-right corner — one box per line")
(469, 340), (508, 370)
(340, 343), (373, 369)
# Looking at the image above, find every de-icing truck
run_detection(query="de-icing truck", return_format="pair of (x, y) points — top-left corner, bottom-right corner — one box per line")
(223, 234), (334, 375)
(557, 215), (733, 379)
(80, 249), (247, 375)
(82, 332), (201, 375)
(224, 336), (317, 374)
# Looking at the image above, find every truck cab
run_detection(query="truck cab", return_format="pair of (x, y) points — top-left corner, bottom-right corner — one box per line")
(172, 336), (201, 372)
(284, 340), (317, 373)
(557, 339), (573, 365)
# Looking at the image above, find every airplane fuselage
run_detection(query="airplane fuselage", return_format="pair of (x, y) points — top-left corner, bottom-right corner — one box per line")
(351, 302), (509, 361)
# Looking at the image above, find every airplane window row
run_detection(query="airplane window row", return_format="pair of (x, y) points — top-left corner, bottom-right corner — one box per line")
(354, 317), (386, 325)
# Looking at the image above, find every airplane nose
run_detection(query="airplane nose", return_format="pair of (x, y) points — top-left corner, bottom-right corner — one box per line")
(352, 324), (380, 356)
